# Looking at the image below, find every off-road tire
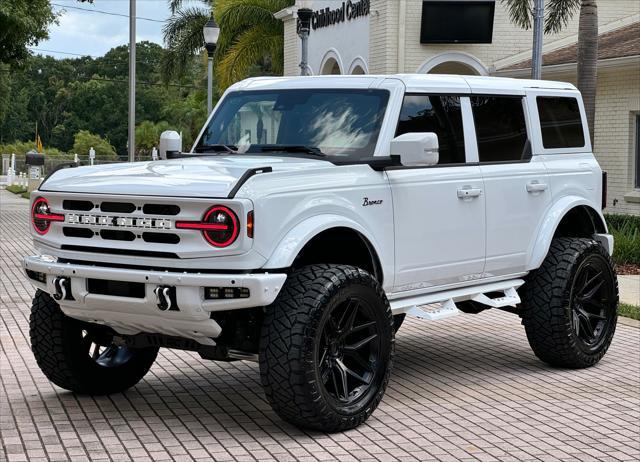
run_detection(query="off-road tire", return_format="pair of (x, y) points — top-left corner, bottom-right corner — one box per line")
(30, 290), (159, 394)
(521, 238), (618, 368)
(259, 265), (394, 432)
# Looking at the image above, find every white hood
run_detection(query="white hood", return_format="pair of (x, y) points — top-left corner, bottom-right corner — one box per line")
(40, 155), (331, 198)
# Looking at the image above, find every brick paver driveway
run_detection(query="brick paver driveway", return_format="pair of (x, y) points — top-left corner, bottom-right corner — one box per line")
(1, 189), (639, 462)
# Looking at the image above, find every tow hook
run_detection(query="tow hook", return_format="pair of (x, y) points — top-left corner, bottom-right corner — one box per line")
(154, 285), (177, 311)
(53, 276), (69, 301)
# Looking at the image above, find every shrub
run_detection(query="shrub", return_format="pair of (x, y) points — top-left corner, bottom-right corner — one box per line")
(605, 214), (640, 265)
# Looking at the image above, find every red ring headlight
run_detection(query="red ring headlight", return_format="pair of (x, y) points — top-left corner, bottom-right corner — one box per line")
(176, 205), (239, 248)
(31, 197), (65, 235)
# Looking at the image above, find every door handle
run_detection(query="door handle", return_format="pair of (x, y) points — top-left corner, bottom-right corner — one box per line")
(526, 181), (548, 193)
(457, 187), (482, 199)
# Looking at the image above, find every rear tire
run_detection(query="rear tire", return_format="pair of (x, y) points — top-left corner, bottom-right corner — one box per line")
(30, 290), (159, 394)
(521, 238), (618, 368)
(259, 265), (394, 432)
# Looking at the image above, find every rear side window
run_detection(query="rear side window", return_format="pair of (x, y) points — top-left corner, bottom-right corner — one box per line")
(471, 96), (529, 162)
(396, 95), (466, 164)
(537, 96), (586, 149)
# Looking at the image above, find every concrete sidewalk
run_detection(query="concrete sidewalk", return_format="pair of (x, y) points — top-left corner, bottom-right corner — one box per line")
(1, 189), (639, 462)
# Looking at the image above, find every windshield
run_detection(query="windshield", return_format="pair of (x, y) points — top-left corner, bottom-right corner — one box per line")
(196, 89), (390, 160)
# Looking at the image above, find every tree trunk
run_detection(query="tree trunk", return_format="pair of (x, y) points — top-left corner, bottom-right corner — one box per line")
(577, 0), (598, 145)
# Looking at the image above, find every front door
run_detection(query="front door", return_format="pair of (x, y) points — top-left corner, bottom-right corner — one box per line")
(387, 94), (485, 292)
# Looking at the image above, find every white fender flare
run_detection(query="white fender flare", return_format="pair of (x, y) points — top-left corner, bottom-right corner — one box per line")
(528, 196), (608, 271)
(262, 214), (389, 283)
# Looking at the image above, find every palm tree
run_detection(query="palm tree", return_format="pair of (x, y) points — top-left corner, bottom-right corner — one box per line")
(502, 0), (598, 143)
(161, 1), (213, 83)
(162, 0), (294, 91)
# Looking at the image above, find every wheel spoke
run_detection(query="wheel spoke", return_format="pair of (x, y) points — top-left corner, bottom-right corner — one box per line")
(578, 304), (606, 321)
(335, 362), (349, 400)
(581, 279), (604, 301)
(330, 367), (343, 400)
(573, 311), (580, 337)
(344, 348), (372, 370)
(321, 362), (331, 384)
(338, 299), (359, 332)
(336, 358), (370, 385)
(345, 320), (376, 337)
(577, 312), (595, 340)
(580, 269), (602, 294)
(344, 333), (378, 353)
(319, 346), (329, 366)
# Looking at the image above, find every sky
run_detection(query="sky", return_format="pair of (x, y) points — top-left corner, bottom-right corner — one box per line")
(35, 0), (187, 59)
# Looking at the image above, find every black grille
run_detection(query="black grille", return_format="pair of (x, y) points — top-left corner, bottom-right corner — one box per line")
(63, 227), (94, 238)
(143, 204), (180, 216)
(61, 245), (179, 259)
(142, 232), (180, 244)
(87, 279), (145, 298)
(100, 202), (136, 213)
(63, 200), (94, 211)
(100, 229), (136, 241)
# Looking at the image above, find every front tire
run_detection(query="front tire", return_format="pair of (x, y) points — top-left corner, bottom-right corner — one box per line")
(30, 290), (159, 394)
(521, 238), (618, 368)
(259, 265), (394, 432)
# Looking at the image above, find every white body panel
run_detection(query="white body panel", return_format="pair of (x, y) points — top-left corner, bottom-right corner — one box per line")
(24, 74), (611, 343)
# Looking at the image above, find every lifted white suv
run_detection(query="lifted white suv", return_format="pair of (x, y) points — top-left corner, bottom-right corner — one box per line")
(24, 74), (618, 432)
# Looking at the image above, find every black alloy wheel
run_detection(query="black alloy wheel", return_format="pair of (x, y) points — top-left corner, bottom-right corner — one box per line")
(569, 255), (616, 350)
(318, 297), (381, 406)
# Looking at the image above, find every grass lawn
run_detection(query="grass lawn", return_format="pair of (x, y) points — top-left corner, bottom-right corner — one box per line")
(619, 303), (640, 321)
(4, 185), (30, 199)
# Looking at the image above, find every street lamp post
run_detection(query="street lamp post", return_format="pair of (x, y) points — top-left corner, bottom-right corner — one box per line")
(128, 0), (136, 162)
(296, 5), (313, 76)
(203, 18), (220, 114)
(531, 0), (545, 80)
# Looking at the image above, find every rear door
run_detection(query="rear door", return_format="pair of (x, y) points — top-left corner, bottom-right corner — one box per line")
(387, 94), (486, 292)
(470, 95), (551, 276)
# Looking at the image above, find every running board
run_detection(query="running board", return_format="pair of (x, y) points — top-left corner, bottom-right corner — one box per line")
(390, 279), (525, 318)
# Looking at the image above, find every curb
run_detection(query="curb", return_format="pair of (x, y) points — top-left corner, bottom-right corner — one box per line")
(618, 316), (640, 328)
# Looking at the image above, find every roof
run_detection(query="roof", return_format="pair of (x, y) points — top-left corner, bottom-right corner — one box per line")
(505, 21), (640, 71)
(229, 74), (576, 94)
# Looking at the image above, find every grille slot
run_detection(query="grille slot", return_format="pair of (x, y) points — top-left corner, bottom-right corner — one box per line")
(63, 200), (94, 211)
(143, 204), (180, 216)
(142, 232), (180, 244)
(100, 202), (136, 213)
(63, 227), (94, 239)
(100, 229), (136, 241)
(87, 279), (145, 298)
(61, 245), (179, 259)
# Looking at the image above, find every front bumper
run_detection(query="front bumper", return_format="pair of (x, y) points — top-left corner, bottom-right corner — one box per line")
(23, 255), (287, 345)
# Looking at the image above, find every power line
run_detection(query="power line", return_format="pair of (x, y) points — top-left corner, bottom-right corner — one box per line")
(51, 2), (166, 23)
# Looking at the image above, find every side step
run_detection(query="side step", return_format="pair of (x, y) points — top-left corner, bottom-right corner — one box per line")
(390, 279), (524, 320)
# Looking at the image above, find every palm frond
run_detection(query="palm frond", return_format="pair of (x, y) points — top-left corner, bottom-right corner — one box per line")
(161, 6), (210, 81)
(168, 0), (214, 15)
(500, 0), (533, 30)
(544, 0), (580, 34)
(215, 22), (283, 90)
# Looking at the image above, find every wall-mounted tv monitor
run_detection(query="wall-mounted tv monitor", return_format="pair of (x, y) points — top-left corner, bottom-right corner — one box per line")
(420, 1), (495, 44)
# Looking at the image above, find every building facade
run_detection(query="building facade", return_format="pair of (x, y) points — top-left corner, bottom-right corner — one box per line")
(277, 0), (640, 215)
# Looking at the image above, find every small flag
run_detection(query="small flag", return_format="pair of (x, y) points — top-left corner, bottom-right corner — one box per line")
(36, 135), (43, 153)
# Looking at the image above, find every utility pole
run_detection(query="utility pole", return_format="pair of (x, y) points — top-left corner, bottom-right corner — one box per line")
(296, 6), (313, 76)
(531, 0), (545, 80)
(128, 0), (136, 162)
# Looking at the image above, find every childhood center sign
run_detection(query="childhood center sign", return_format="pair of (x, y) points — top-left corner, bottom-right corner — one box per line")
(311, 0), (370, 30)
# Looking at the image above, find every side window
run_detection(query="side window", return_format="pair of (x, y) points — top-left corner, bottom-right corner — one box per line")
(396, 95), (466, 164)
(471, 96), (529, 162)
(537, 96), (586, 149)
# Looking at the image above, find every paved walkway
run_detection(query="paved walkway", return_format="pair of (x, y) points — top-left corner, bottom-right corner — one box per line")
(1, 189), (639, 462)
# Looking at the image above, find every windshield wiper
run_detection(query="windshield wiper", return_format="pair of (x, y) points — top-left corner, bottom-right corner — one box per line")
(256, 145), (326, 156)
(194, 144), (237, 153)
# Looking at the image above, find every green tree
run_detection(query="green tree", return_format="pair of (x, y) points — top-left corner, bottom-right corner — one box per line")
(0, 0), (57, 67)
(136, 120), (171, 156)
(72, 130), (118, 160)
(501, 0), (598, 142)
(162, 0), (294, 90)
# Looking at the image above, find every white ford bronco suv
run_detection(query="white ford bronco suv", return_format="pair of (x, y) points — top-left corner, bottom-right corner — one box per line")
(24, 74), (618, 432)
